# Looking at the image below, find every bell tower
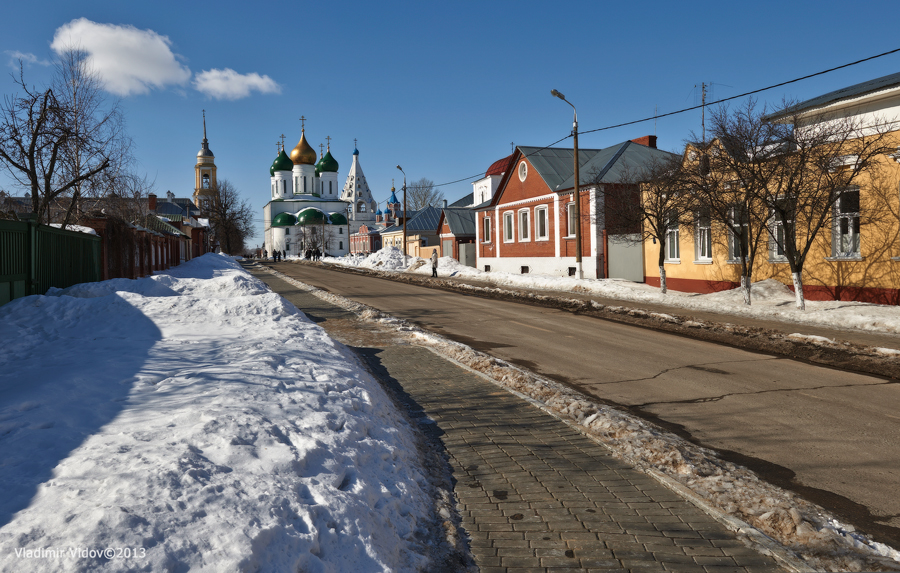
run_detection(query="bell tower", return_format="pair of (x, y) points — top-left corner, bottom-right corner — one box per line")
(194, 110), (217, 211)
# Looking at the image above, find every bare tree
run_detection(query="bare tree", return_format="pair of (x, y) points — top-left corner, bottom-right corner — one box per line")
(0, 51), (124, 225)
(603, 155), (691, 294)
(207, 178), (254, 255)
(707, 100), (896, 309)
(51, 49), (130, 227)
(687, 101), (780, 304)
(406, 177), (444, 211)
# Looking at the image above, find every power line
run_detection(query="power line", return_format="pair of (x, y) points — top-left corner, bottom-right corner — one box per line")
(579, 47), (900, 136)
(433, 46), (900, 189)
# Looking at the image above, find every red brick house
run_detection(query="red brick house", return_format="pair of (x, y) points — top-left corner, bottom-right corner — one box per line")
(474, 137), (676, 280)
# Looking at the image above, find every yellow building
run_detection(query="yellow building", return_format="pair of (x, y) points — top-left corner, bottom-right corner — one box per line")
(644, 72), (900, 304)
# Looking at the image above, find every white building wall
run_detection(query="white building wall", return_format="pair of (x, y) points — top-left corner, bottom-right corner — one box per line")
(478, 255), (601, 279)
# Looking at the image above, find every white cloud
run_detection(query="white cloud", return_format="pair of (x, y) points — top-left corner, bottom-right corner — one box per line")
(50, 18), (191, 96)
(4, 50), (51, 69)
(193, 68), (281, 100)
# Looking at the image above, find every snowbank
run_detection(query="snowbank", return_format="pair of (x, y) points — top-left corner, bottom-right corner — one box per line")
(0, 254), (438, 572)
(323, 248), (900, 336)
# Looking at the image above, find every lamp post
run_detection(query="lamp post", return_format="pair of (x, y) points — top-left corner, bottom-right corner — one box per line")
(551, 89), (583, 279)
(396, 165), (407, 267)
(346, 204), (352, 255)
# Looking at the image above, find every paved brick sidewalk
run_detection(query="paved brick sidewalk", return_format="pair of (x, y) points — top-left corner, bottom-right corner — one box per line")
(247, 265), (785, 573)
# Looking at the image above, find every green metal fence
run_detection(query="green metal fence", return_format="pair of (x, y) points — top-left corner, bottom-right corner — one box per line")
(0, 218), (101, 306)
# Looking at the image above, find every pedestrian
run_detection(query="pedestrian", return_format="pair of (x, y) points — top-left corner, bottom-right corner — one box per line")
(263, 249), (267, 260)
(282, 250), (286, 260)
(431, 250), (438, 277)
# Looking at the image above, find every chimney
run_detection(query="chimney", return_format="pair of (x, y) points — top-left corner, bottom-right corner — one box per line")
(148, 193), (157, 211)
(442, 199), (447, 208)
(631, 135), (657, 149)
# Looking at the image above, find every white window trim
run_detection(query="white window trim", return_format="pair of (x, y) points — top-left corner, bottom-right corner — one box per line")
(832, 187), (861, 259)
(665, 214), (680, 263)
(518, 208), (531, 242)
(535, 206), (549, 241)
(565, 202), (576, 238)
(694, 210), (712, 263)
(503, 211), (514, 243)
(726, 206), (749, 264)
(482, 216), (492, 243)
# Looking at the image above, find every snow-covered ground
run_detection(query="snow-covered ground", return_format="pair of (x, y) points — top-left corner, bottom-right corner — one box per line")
(323, 248), (900, 339)
(0, 254), (451, 572)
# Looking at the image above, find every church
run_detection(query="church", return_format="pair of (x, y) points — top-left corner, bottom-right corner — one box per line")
(263, 121), (378, 257)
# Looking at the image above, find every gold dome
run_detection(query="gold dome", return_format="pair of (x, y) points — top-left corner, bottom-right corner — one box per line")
(290, 130), (317, 165)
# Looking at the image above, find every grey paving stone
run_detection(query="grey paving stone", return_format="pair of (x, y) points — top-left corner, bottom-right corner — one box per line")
(250, 280), (787, 573)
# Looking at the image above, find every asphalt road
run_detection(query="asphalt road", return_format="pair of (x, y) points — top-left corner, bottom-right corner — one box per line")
(264, 262), (900, 548)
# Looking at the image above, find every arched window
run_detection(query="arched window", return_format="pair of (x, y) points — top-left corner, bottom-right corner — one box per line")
(357, 202), (366, 213)
(202, 174), (210, 189)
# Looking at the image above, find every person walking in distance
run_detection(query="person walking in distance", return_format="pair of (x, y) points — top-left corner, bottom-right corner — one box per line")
(431, 250), (438, 277)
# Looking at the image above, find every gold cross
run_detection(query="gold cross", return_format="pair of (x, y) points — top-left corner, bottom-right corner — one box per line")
(354, 138), (358, 148)
(279, 134), (286, 150)
(299, 115), (306, 130)
(326, 135), (332, 149)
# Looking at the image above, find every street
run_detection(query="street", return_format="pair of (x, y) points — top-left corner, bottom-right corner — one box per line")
(268, 261), (900, 549)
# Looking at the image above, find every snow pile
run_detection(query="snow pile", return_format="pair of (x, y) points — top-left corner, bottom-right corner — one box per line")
(323, 248), (900, 336)
(267, 267), (900, 572)
(48, 223), (98, 236)
(0, 254), (439, 572)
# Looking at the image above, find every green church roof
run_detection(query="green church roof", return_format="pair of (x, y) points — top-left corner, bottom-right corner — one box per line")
(296, 208), (326, 225)
(271, 212), (297, 227)
(328, 212), (348, 225)
(270, 149), (293, 175)
(319, 150), (339, 173)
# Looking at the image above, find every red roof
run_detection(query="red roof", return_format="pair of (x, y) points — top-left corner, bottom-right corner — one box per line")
(485, 154), (514, 177)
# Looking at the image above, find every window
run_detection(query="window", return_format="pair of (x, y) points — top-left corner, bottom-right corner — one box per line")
(339, 228), (343, 234)
(339, 241), (343, 249)
(285, 228), (290, 235)
(535, 206), (548, 240)
(503, 212), (514, 242)
(202, 174), (210, 189)
(329, 181), (333, 194)
(482, 216), (491, 242)
(566, 202), (576, 237)
(695, 209), (711, 261)
(518, 161), (528, 182)
(665, 212), (680, 261)
(728, 205), (749, 261)
(768, 198), (791, 261)
(518, 209), (530, 241)
(834, 188), (860, 257)
(303, 177), (307, 193)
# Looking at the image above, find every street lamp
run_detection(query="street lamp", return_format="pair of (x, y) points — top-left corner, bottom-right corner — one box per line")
(551, 89), (583, 279)
(346, 204), (352, 255)
(396, 165), (407, 267)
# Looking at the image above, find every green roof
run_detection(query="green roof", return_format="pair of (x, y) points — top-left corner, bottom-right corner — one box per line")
(296, 207), (326, 225)
(270, 149), (293, 175)
(319, 150), (339, 173)
(271, 212), (297, 227)
(328, 212), (348, 225)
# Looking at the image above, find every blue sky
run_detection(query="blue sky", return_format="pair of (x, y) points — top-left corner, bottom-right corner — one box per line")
(3, 1), (900, 247)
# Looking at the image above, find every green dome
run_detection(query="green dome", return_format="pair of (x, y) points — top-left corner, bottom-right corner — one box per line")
(271, 212), (297, 227)
(328, 212), (348, 225)
(319, 150), (339, 173)
(296, 207), (326, 225)
(270, 150), (293, 175)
